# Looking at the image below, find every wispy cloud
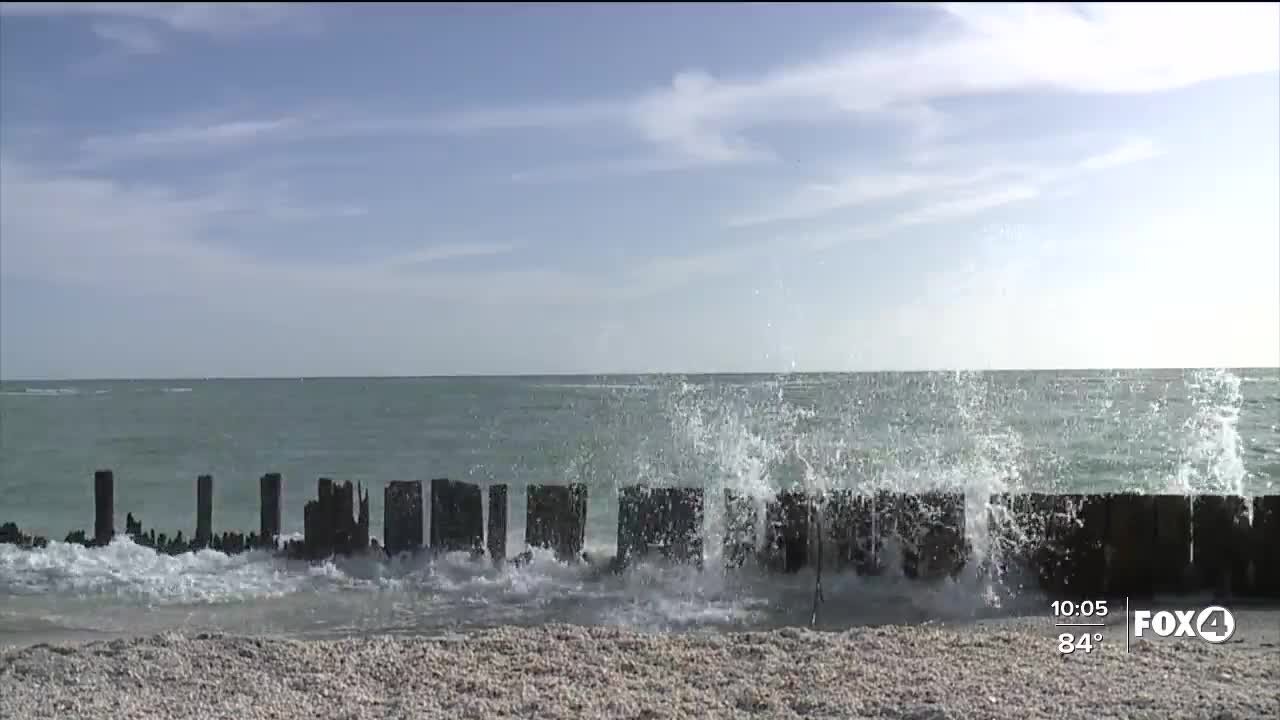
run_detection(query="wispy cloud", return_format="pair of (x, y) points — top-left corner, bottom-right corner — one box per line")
(0, 3), (298, 35)
(423, 2), (1278, 176)
(1, 3), (306, 57)
(36, 3), (1272, 176)
(90, 21), (164, 54)
(727, 136), (1162, 231)
(1077, 138), (1164, 171)
(80, 117), (303, 162)
(376, 242), (521, 270)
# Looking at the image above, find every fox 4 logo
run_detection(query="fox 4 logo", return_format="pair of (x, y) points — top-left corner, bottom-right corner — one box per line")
(1132, 606), (1236, 643)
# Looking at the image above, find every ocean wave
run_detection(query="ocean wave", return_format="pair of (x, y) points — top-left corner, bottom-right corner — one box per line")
(162, 387), (192, 393)
(535, 383), (661, 391)
(0, 537), (1033, 637)
(0, 387), (81, 397)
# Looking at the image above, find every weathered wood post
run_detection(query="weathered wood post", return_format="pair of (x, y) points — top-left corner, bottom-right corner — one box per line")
(826, 491), (878, 574)
(259, 472), (282, 548)
(526, 484), (587, 562)
(664, 487), (704, 565)
(355, 483), (370, 553)
(488, 484), (508, 564)
(383, 480), (424, 557)
(1192, 495), (1252, 597)
(195, 474), (213, 549)
(430, 478), (484, 553)
(910, 491), (966, 580)
(1103, 494), (1155, 596)
(334, 480), (356, 554)
(763, 490), (810, 573)
(93, 469), (114, 546)
(722, 489), (756, 569)
(616, 485), (645, 566)
(1151, 495), (1192, 593)
(317, 477), (335, 558)
(1254, 495), (1280, 598)
(1026, 494), (1107, 599)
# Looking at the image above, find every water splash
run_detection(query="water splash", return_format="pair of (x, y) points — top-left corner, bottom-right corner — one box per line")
(1171, 369), (1247, 496)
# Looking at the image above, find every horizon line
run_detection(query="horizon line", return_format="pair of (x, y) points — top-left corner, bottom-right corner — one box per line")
(2, 365), (1276, 384)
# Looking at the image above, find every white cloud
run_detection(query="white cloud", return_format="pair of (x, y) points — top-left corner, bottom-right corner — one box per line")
(0, 3), (297, 35)
(727, 136), (1162, 231)
(80, 117), (303, 161)
(90, 21), (164, 54)
(1077, 138), (1164, 171)
(38, 3), (1270, 174)
(424, 3), (1278, 173)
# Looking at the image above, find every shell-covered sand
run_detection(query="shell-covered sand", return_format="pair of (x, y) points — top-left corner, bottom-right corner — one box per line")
(2, 624), (1276, 720)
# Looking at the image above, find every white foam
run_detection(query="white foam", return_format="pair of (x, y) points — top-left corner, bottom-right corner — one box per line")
(0, 537), (304, 604)
(1169, 368), (1248, 495)
(0, 387), (80, 397)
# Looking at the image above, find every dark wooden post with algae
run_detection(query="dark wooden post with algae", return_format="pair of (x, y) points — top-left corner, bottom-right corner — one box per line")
(616, 486), (704, 567)
(763, 490), (811, 573)
(526, 484), (587, 562)
(195, 474), (213, 549)
(722, 489), (757, 569)
(1254, 495), (1280, 597)
(1193, 495), (1252, 598)
(488, 484), (508, 563)
(383, 480), (424, 557)
(93, 469), (114, 546)
(430, 478), (484, 553)
(259, 472), (282, 549)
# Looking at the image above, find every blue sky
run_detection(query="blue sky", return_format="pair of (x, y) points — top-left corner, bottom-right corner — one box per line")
(1, 2), (1277, 379)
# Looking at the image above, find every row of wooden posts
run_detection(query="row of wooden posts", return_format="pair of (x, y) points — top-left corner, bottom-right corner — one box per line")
(2, 470), (1278, 599)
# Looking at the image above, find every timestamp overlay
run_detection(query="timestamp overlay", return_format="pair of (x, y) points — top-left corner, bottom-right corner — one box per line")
(1051, 599), (1114, 656)
(1051, 598), (1243, 656)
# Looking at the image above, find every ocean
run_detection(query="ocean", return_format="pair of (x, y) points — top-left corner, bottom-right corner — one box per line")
(1, 368), (1277, 643)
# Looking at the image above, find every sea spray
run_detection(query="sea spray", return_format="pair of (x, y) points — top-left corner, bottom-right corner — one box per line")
(1172, 368), (1248, 496)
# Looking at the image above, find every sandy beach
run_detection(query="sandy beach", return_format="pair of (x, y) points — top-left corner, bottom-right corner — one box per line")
(2, 620), (1276, 720)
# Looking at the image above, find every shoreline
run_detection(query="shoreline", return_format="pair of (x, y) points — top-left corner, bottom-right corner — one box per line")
(3, 619), (1276, 720)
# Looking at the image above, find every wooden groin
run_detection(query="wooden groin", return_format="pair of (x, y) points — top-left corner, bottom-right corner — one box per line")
(1, 470), (1277, 599)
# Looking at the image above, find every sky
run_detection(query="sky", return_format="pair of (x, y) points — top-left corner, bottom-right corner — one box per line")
(0, 2), (1277, 379)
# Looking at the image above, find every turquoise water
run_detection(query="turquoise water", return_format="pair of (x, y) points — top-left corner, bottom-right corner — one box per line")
(2, 369), (1277, 541)
(0, 368), (1276, 641)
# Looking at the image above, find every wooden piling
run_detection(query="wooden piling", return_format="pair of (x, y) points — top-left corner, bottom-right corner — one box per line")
(1103, 494), (1155, 597)
(93, 469), (114, 546)
(195, 474), (213, 549)
(312, 478), (335, 558)
(911, 491), (966, 579)
(259, 473), (282, 548)
(430, 478), (484, 553)
(333, 480), (357, 554)
(526, 484), (587, 562)
(355, 483), (370, 553)
(1151, 495), (1192, 594)
(125, 512), (142, 537)
(617, 485), (645, 565)
(821, 490), (879, 574)
(1018, 493), (1107, 599)
(873, 491), (914, 576)
(664, 487), (703, 564)
(1253, 495), (1280, 598)
(488, 484), (508, 563)
(302, 500), (320, 558)
(1192, 495), (1251, 597)
(722, 489), (756, 569)
(763, 491), (810, 573)
(616, 486), (704, 566)
(383, 480), (424, 557)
